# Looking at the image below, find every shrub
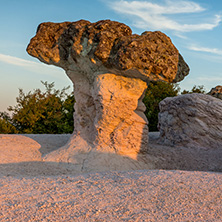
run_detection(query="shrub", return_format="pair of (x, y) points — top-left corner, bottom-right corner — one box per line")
(181, 85), (206, 94)
(143, 81), (180, 131)
(0, 81), (75, 134)
(0, 112), (18, 134)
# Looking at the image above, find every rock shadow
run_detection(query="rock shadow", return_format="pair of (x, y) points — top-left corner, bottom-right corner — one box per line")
(1, 133), (221, 178)
(0, 134), (153, 177)
(0, 161), (78, 177)
(147, 132), (222, 173)
(23, 134), (71, 155)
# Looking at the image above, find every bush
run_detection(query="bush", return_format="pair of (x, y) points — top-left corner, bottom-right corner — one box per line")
(181, 85), (206, 94)
(143, 81), (180, 131)
(0, 112), (18, 134)
(0, 81), (75, 134)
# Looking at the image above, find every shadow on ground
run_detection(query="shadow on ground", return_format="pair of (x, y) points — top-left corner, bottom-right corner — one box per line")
(148, 132), (222, 173)
(0, 133), (221, 177)
(24, 134), (70, 156)
(0, 161), (80, 177)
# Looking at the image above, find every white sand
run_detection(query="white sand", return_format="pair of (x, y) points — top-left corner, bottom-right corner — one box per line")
(0, 134), (221, 221)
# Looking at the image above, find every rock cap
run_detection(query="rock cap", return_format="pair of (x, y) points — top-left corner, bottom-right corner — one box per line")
(27, 19), (189, 83)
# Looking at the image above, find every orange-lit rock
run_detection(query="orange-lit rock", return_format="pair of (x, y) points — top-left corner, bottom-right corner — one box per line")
(208, 85), (222, 99)
(27, 20), (189, 171)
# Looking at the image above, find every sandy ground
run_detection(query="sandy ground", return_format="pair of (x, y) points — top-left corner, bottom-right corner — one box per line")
(0, 133), (221, 221)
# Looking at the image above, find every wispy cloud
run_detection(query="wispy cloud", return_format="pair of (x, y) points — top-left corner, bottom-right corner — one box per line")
(188, 45), (222, 55)
(0, 53), (65, 79)
(109, 0), (221, 32)
(197, 76), (222, 82)
(0, 54), (39, 67)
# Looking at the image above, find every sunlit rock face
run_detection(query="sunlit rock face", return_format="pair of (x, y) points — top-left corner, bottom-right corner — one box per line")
(158, 93), (222, 149)
(27, 20), (189, 83)
(208, 85), (222, 99)
(27, 19), (189, 171)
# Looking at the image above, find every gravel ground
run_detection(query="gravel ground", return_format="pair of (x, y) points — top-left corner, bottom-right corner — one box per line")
(0, 134), (221, 221)
(0, 170), (221, 221)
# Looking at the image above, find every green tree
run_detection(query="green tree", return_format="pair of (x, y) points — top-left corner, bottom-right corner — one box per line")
(61, 93), (75, 133)
(0, 112), (18, 134)
(143, 81), (180, 132)
(2, 81), (75, 134)
(181, 85), (206, 94)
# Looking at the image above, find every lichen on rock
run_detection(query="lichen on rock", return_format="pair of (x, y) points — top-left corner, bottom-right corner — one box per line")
(27, 19), (189, 83)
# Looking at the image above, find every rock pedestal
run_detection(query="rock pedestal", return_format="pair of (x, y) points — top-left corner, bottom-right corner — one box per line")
(71, 72), (148, 157)
(27, 20), (189, 171)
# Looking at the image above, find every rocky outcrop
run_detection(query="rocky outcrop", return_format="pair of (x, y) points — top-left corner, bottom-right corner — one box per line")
(27, 19), (189, 171)
(208, 85), (222, 99)
(158, 93), (222, 149)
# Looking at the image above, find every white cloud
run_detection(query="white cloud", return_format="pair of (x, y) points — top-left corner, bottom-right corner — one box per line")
(0, 53), (65, 79)
(0, 54), (39, 67)
(109, 0), (221, 32)
(188, 45), (222, 55)
(197, 76), (222, 82)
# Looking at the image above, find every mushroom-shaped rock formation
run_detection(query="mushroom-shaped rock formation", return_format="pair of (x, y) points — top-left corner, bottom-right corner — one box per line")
(158, 93), (222, 149)
(27, 20), (189, 172)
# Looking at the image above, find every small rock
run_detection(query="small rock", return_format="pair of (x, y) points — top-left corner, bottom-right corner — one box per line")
(208, 85), (222, 99)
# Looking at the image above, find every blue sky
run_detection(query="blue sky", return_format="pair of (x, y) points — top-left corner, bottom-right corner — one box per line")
(0, 0), (222, 111)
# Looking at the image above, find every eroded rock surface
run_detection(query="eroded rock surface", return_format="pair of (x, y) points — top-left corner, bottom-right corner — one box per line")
(158, 93), (222, 149)
(27, 20), (189, 83)
(27, 19), (189, 171)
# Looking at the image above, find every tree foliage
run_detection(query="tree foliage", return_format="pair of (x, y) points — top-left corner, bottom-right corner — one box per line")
(0, 112), (18, 134)
(1, 81), (74, 134)
(143, 81), (180, 132)
(181, 85), (206, 94)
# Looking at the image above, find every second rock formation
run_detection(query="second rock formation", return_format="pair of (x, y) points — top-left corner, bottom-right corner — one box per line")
(158, 93), (222, 149)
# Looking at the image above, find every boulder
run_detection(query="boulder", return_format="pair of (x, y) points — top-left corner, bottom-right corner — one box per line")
(27, 20), (189, 172)
(158, 93), (222, 149)
(208, 85), (222, 99)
